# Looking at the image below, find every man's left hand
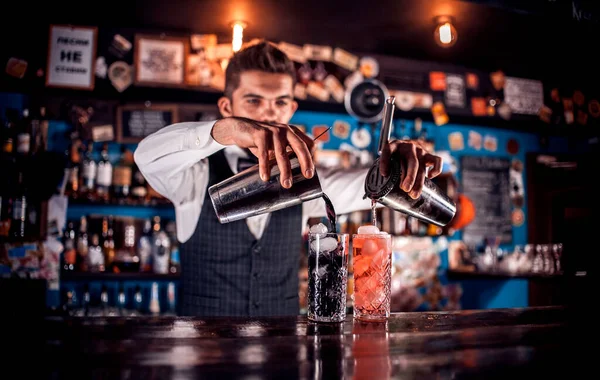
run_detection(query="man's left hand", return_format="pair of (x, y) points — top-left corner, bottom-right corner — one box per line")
(379, 140), (443, 199)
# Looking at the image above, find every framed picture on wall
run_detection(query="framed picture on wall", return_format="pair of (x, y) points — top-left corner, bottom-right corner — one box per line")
(46, 24), (98, 90)
(134, 34), (189, 87)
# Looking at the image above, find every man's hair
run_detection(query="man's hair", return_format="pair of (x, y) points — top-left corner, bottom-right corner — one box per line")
(224, 41), (296, 98)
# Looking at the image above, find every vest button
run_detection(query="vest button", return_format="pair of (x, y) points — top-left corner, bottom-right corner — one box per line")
(253, 245), (261, 254)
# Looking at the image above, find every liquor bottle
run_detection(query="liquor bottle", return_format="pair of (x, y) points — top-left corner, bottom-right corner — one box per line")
(96, 143), (113, 203)
(112, 145), (133, 202)
(36, 106), (49, 153)
(65, 137), (82, 198)
(103, 216), (116, 271)
(87, 233), (105, 272)
(9, 172), (28, 241)
(15, 109), (31, 157)
(74, 284), (92, 317)
(166, 221), (180, 274)
(133, 285), (144, 315)
(100, 285), (109, 316)
(131, 163), (148, 203)
(166, 282), (177, 315)
(114, 219), (140, 272)
(117, 287), (127, 316)
(151, 216), (171, 274)
(80, 143), (97, 200)
(62, 221), (77, 272)
(137, 218), (153, 272)
(76, 216), (89, 272)
(81, 284), (91, 317)
(2, 108), (18, 155)
(149, 282), (160, 315)
(63, 289), (76, 316)
(0, 187), (10, 240)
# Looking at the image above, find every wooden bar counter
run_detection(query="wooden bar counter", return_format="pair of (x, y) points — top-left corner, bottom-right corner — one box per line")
(11, 305), (587, 379)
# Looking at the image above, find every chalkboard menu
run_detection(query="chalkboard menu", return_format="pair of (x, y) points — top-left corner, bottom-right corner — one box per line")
(116, 104), (178, 143)
(460, 156), (512, 246)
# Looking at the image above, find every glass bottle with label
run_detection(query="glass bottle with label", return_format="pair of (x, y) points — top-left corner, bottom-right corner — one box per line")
(76, 216), (89, 272)
(133, 285), (144, 315)
(0, 190), (11, 240)
(87, 233), (105, 272)
(112, 145), (133, 203)
(149, 282), (160, 315)
(166, 221), (180, 274)
(65, 138), (82, 199)
(9, 172), (28, 241)
(166, 282), (177, 315)
(62, 221), (77, 272)
(138, 218), (153, 272)
(117, 287), (127, 316)
(15, 109), (31, 157)
(103, 216), (116, 272)
(36, 106), (49, 153)
(151, 216), (171, 274)
(2, 108), (18, 155)
(114, 218), (140, 272)
(80, 143), (97, 200)
(131, 163), (148, 203)
(96, 143), (113, 203)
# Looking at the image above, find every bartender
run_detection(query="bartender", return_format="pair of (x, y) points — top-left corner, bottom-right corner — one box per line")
(134, 41), (442, 317)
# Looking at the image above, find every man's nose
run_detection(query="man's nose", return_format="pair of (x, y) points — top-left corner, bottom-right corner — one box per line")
(261, 104), (278, 123)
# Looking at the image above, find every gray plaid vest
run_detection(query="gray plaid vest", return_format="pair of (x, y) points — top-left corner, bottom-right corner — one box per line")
(180, 149), (302, 317)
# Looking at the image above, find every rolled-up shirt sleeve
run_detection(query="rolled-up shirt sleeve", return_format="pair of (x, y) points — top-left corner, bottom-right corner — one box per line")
(134, 121), (226, 242)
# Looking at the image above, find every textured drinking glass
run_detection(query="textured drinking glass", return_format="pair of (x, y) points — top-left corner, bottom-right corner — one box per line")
(307, 233), (349, 323)
(352, 232), (392, 322)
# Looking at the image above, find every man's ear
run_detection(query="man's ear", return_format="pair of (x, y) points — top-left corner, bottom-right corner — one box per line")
(291, 100), (298, 114)
(218, 96), (233, 117)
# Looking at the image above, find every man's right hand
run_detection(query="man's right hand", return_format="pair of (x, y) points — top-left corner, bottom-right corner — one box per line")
(211, 116), (315, 189)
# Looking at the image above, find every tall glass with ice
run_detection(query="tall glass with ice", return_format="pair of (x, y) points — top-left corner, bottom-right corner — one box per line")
(352, 225), (392, 322)
(308, 223), (349, 323)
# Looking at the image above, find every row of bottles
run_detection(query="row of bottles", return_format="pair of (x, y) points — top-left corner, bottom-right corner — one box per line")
(64, 139), (163, 205)
(62, 282), (177, 317)
(62, 214), (180, 275)
(0, 107), (48, 243)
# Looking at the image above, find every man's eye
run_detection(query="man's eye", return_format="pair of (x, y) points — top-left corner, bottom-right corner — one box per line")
(247, 98), (260, 105)
(276, 100), (288, 107)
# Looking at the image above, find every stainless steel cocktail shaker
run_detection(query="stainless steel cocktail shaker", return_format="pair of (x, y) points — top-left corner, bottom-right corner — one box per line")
(364, 96), (457, 227)
(209, 153), (324, 224)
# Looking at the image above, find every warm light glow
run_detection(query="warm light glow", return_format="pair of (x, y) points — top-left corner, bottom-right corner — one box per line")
(434, 16), (457, 48)
(231, 21), (246, 52)
(439, 23), (452, 44)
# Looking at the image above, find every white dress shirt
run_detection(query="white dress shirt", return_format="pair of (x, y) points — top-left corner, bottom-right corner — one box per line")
(134, 120), (373, 243)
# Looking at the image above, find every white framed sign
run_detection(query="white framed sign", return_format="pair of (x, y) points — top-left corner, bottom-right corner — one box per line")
(46, 25), (97, 90)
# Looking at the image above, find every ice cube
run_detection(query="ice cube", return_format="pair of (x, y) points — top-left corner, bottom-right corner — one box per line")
(316, 265), (329, 279)
(362, 240), (379, 256)
(309, 223), (329, 238)
(317, 237), (338, 253)
(357, 225), (380, 235)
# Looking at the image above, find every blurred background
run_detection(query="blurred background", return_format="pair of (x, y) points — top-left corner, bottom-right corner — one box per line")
(0, 0), (597, 317)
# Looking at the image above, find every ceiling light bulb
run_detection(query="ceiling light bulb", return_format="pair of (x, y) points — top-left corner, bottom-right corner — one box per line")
(231, 21), (246, 53)
(434, 17), (457, 47)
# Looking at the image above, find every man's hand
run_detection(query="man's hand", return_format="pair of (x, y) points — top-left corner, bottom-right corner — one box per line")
(379, 140), (443, 199)
(211, 116), (315, 188)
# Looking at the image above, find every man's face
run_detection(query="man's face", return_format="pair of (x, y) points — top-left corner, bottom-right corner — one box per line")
(220, 70), (298, 124)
